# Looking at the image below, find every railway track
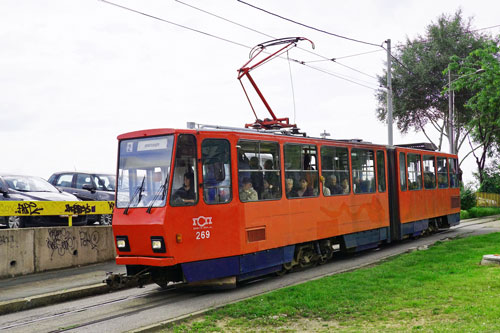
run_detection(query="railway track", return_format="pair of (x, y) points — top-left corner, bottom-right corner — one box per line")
(1, 217), (498, 333)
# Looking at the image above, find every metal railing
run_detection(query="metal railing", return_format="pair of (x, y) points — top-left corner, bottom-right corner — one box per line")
(476, 192), (500, 208)
(0, 201), (114, 226)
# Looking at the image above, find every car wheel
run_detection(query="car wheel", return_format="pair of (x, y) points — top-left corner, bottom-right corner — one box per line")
(8, 216), (23, 228)
(99, 214), (113, 225)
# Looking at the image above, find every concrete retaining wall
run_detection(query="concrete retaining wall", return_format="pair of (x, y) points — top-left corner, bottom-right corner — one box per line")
(0, 226), (116, 279)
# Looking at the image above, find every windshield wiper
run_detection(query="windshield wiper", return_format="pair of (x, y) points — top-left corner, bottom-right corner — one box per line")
(124, 176), (145, 215)
(146, 176), (168, 214)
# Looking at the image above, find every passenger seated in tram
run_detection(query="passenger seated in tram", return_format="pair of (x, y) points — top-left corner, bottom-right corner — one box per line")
(172, 172), (195, 205)
(239, 177), (258, 202)
(296, 177), (314, 197)
(341, 178), (350, 194)
(261, 179), (274, 199)
(326, 175), (342, 194)
(285, 178), (296, 198)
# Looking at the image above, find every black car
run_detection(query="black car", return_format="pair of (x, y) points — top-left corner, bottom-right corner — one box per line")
(48, 172), (115, 225)
(0, 174), (87, 228)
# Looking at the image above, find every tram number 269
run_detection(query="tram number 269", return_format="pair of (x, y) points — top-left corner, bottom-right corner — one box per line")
(196, 231), (211, 240)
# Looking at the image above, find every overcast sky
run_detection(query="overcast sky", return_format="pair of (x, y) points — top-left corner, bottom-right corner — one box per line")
(1, 0), (499, 184)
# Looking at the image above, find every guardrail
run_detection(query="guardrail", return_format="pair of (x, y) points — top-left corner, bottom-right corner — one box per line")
(0, 201), (114, 226)
(476, 192), (500, 208)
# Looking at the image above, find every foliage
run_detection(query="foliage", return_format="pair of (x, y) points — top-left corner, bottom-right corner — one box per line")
(460, 182), (477, 210)
(168, 233), (500, 332)
(465, 207), (500, 219)
(478, 161), (500, 193)
(376, 10), (491, 153)
(449, 41), (500, 183)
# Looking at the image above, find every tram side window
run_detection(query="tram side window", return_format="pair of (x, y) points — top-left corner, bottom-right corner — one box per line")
(320, 146), (350, 195)
(284, 144), (318, 198)
(237, 140), (281, 202)
(399, 152), (407, 191)
(170, 134), (198, 206)
(201, 139), (231, 204)
(352, 149), (376, 194)
(437, 157), (449, 189)
(407, 154), (422, 190)
(423, 155), (436, 189)
(449, 157), (459, 188)
(376, 150), (386, 192)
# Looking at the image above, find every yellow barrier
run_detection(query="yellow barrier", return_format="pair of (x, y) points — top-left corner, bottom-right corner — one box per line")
(0, 201), (114, 226)
(476, 192), (500, 207)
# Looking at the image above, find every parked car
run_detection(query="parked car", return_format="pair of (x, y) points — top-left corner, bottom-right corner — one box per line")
(48, 172), (115, 225)
(0, 174), (87, 228)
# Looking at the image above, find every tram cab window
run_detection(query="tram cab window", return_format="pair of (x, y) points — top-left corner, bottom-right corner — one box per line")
(201, 139), (232, 204)
(423, 155), (436, 189)
(116, 135), (173, 209)
(352, 149), (375, 194)
(399, 152), (407, 191)
(449, 158), (459, 188)
(284, 144), (318, 198)
(407, 154), (422, 190)
(320, 146), (349, 196)
(437, 157), (449, 189)
(237, 140), (281, 201)
(376, 150), (386, 192)
(170, 134), (198, 206)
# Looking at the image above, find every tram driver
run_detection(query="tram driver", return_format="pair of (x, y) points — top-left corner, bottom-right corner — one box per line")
(172, 172), (196, 205)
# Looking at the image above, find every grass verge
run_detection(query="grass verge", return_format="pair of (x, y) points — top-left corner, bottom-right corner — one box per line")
(461, 207), (500, 219)
(166, 232), (500, 332)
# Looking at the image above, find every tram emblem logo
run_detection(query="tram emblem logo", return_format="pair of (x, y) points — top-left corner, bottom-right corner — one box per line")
(192, 216), (212, 229)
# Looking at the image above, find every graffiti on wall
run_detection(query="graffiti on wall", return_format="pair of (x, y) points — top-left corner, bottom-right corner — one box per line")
(79, 230), (100, 250)
(46, 229), (76, 259)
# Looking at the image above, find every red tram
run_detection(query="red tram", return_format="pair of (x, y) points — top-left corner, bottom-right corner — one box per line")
(112, 126), (460, 287)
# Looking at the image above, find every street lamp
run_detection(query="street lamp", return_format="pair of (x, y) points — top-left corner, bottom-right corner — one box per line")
(447, 68), (485, 154)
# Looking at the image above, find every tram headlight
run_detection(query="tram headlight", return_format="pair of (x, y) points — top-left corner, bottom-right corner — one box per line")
(116, 236), (130, 252)
(151, 236), (166, 253)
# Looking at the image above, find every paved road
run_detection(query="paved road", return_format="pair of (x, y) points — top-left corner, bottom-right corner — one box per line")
(1, 217), (499, 332)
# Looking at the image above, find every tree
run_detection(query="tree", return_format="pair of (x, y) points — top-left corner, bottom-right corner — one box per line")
(448, 41), (500, 184)
(376, 10), (490, 154)
(477, 161), (500, 194)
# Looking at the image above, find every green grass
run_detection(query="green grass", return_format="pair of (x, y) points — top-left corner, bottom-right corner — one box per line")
(461, 207), (500, 220)
(166, 232), (500, 332)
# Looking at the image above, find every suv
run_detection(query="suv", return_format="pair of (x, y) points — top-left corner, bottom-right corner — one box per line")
(48, 172), (115, 225)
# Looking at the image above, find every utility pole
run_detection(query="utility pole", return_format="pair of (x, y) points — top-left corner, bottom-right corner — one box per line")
(386, 39), (393, 146)
(448, 69), (454, 154)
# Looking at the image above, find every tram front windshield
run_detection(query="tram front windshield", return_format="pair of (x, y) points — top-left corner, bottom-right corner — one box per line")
(116, 135), (174, 209)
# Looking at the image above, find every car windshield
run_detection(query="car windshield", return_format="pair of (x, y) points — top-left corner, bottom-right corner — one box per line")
(96, 174), (116, 191)
(116, 135), (174, 209)
(4, 176), (59, 193)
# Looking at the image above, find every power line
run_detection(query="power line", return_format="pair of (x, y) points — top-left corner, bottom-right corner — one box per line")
(471, 24), (500, 32)
(100, 0), (380, 91)
(175, 0), (380, 84)
(302, 63), (380, 91)
(237, 0), (383, 48)
(100, 0), (252, 50)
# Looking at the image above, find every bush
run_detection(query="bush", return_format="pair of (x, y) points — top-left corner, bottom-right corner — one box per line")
(460, 183), (477, 210)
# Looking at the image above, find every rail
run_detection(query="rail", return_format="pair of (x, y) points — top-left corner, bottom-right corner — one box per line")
(0, 201), (114, 226)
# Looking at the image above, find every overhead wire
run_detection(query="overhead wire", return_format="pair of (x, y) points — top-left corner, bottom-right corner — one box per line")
(100, 0), (379, 91)
(237, 0), (383, 48)
(99, 0), (252, 50)
(174, 0), (381, 85)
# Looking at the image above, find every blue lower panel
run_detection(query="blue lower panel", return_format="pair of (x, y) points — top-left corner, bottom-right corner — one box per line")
(448, 213), (460, 227)
(181, 256), (240, 283)
(401, 219), (428, 238)
(343, 227), (389, 250)
(181, 245), (295, 283)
